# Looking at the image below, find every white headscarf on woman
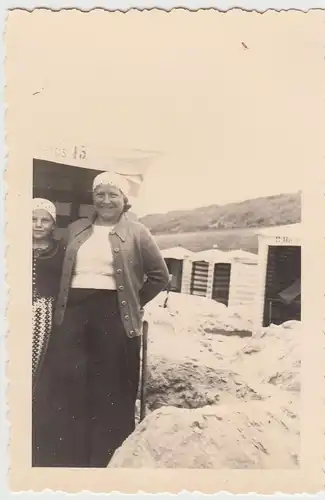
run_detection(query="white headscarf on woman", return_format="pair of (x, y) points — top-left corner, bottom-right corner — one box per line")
(32, 198), (56, 221)
(92, 172), (130, 197)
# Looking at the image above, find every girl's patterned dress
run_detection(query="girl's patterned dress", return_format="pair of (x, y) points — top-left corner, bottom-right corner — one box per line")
(32, 240), (65, 387)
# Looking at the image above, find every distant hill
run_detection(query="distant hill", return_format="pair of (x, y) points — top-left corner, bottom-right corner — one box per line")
(140, 192), (301, 234)
(152, 227), (269, 254)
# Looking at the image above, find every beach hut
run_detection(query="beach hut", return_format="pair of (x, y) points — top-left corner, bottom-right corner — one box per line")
(189, 248), (258, 308)
(254, 223), (301, 329)
(226, 249), (259, 309)
(32, 143), (160, 238)
(160, 247), (194, 293)
(189, 249), (231, 304)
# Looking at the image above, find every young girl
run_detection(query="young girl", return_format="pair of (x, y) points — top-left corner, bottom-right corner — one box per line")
(32, 198), (66, 467)
(32, 198), (65, 385)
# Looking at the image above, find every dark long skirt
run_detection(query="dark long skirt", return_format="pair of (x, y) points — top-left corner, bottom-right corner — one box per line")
(32, 290), (141, 468)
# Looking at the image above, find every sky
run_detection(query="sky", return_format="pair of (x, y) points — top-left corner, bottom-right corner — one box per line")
(133, 155), (303, 216)
(9, 10), (318, 217)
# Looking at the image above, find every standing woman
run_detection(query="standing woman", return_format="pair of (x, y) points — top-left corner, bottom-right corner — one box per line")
(38, 171), (169, 468)
(32, 199), (66, 465)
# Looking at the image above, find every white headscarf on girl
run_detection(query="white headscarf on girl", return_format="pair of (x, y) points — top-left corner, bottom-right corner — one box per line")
(32, 198), (56, 221)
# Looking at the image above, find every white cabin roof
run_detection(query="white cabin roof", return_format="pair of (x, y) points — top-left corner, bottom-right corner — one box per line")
(257, 223), (301, 238)
(228, 249), (258, 262)
(192, 249), (231, 263)
(161, 246), (194, 260)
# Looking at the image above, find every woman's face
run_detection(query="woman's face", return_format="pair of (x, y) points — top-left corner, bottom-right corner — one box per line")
(32, 209), (55, 240)
(93, 184), (124, 222)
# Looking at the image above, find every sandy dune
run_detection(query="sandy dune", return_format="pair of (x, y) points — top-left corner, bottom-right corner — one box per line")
(109, 292), (301, 469)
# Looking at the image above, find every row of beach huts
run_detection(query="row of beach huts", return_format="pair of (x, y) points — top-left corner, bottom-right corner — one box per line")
(159, 223), (301, 331)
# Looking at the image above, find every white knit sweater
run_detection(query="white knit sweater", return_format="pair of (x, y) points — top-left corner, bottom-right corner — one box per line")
(71, 224), (117, 290)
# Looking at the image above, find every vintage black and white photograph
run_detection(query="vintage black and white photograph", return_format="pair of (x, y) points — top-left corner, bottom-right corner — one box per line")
(31, 157), (301, 470)
(5, 7), (324, 494)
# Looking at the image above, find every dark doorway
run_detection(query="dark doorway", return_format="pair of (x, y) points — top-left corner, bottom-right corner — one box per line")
(263, 245), (301, 327)
(164, 258), (183, 293)
(33, 159), (101, 238)
(212, 263), (231, 306)
(190, 261), (209, 297)
(33, 159), (141, 238)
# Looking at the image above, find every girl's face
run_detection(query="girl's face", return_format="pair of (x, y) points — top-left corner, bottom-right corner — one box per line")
(93, 184), (124, 222)
(32, 209), (55, 240)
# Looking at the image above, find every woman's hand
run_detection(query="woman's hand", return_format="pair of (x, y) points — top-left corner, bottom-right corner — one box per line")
(138, 225), (170, 306)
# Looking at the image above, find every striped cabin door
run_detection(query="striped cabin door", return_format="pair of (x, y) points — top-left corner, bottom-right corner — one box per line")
(212, 263), (231, 306)
(190, 261), (209, 297)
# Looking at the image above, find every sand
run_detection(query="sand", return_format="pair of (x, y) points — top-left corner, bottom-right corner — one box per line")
(111, 401), (299, 469)
(110, 292), (301, 469)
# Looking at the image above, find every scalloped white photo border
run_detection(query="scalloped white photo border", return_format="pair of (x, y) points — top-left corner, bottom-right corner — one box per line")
(2, 2), (325, 498)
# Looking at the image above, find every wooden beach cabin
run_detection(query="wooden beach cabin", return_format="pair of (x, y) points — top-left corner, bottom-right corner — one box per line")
(227, 249), (259, 309)
(189, 248), (258, 308)
(32, 144), (159, 237)
(189, 249), (232, 304)
(255, 224), (301, 329)
(160, 246), (194, 294)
